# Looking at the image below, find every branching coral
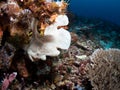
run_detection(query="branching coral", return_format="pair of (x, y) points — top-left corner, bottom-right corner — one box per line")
(86, 48), (120, 90)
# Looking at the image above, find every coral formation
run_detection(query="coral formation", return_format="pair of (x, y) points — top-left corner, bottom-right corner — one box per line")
(1, 0), (120, 90)
(0, 0), (71, 89)
(0, 0), (71, 61)
(86, 49), (120, 90)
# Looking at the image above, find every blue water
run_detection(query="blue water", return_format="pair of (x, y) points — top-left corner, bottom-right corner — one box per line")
(68, 0), (120, 49)
(69, 0), (120, 25)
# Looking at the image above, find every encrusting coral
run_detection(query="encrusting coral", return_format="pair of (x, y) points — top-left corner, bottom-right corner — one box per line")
(86, 48), (120, 90)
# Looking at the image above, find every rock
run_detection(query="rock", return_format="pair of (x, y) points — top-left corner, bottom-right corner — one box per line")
(76, 55), (88, 60)
(70, 32), (79, 44)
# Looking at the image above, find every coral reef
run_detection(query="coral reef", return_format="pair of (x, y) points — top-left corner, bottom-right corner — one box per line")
(0, 31), (97, 90)
(0, 0), (71, 89)
(0, 0), (71, 61)
(0, 0), (120, 90)
(86, 49), (120, 90)
(69, 16), (120, 49)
